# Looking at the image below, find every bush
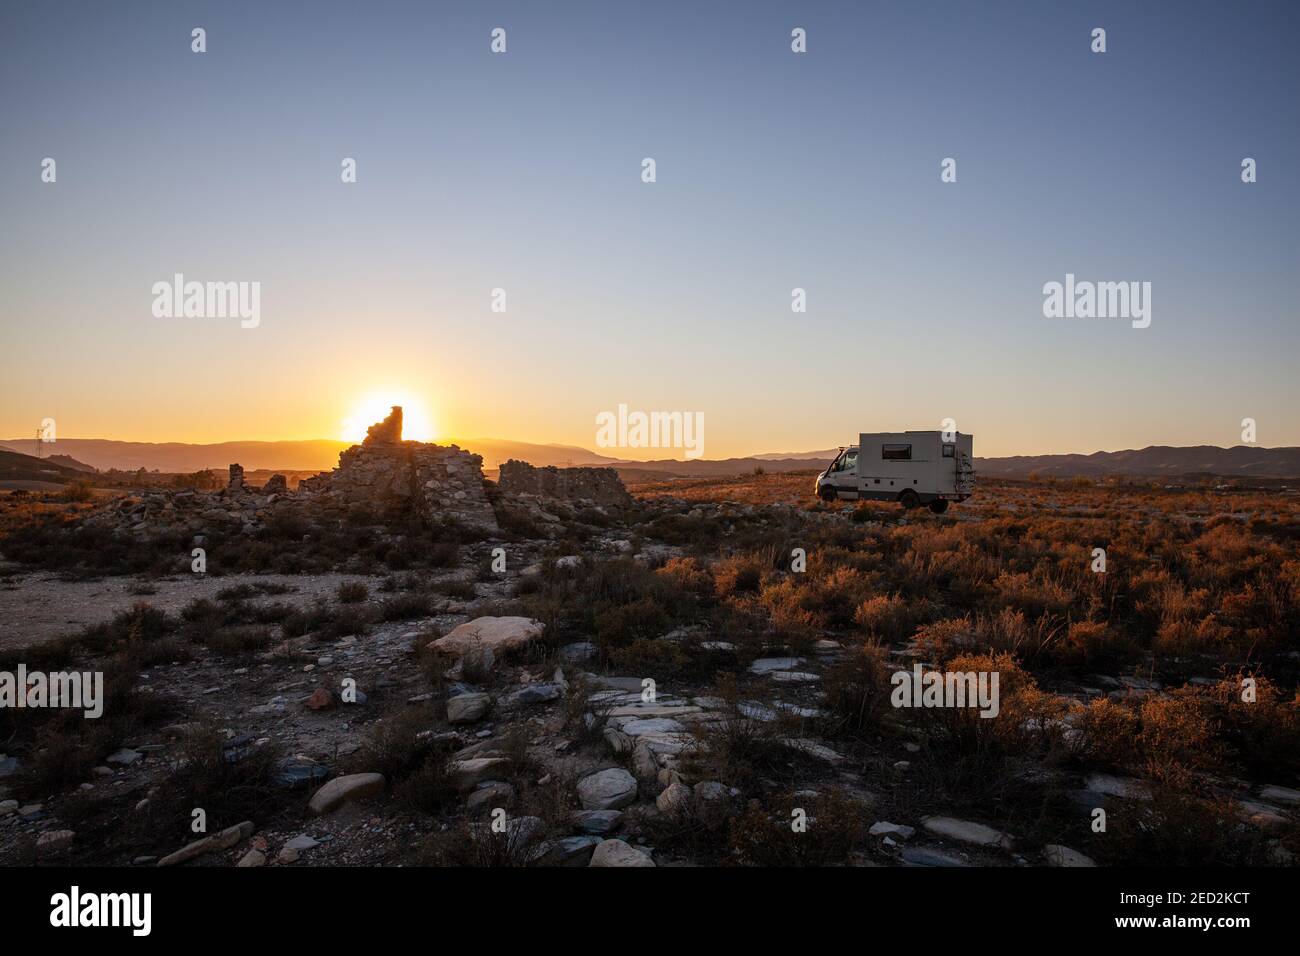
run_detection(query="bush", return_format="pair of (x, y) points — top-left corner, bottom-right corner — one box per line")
(727, 790), (867, 866)
(337, 581), (370, 604)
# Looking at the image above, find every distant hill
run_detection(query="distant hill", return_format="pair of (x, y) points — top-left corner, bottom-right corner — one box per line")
(0, 439), (353, 473)
(753, 448), (842, 461)
(8, 437), (1298, 482)
(0, 437), (619, 474)
(0, 448), (87, 483)
(975, 445), (1300, 479)
(607, 455), (833, 479)
(46, 454), (97, 473)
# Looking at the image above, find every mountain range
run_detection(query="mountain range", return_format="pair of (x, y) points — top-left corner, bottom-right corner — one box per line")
(4, 439), (1299, 482)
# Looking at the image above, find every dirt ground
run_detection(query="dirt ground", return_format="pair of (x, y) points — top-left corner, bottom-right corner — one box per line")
(0, 570), (387, 649)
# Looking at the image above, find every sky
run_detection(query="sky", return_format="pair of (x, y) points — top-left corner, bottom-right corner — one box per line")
(1, 0), (1297, 459)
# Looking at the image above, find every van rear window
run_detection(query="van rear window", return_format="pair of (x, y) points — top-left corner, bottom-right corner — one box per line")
(882, 444), (912, 461)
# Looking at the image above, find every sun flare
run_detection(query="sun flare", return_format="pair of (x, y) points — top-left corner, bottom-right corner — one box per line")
(341, 393), (436, 443)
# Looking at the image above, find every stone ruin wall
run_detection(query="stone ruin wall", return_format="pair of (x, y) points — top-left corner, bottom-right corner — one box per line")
(496, 459), (632, 508)
(87, 407), (638, 540)
(294, 408), (498, 532)
(298, 443), (498, 533)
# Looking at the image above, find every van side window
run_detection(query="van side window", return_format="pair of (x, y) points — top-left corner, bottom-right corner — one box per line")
(842, 450), (857, 471)
(882, 444), (911, 461)
(942, 444), (955, 458)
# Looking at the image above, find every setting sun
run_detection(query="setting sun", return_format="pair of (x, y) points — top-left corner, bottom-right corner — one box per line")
(340, 393), (436, 443)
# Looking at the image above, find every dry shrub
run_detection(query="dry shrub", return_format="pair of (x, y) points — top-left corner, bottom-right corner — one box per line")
(523, 557), (699, 649)
(824, 642), (892, 734)
(1136, 694), (1223, 786)
(130, 726), (284, 839)
(609, 637), (693, 680)
(852, 594), (914, 640)
(1154, 613), (1232, 655)
(1101, 789), (1272, 867)
(991, 570), (1076, 618)
(656, 556), (714, 596)
(683, 713), (795, 794)
(1202, 674), (1300, 777)
(417, 819), (541, 867)
(713, 553), (766, 598)
(337, 580), (369, 603)
(912, 616), (978, 661)
(727, 790), (867, 866)
(902, 653), (1070, 807)
(1072, 697), (1140, 770)
(1060, 619), (1138, 671)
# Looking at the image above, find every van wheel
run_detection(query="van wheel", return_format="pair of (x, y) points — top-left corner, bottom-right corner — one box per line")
(819, 485), (837, 502)
(928, 499), (949, 514)
(899, 490), (920, 510)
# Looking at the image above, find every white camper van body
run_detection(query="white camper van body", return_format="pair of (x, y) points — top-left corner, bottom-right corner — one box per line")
(815, 431), (975, 511)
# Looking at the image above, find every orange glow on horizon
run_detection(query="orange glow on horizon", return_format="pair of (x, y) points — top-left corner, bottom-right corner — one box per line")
(340, 393), (436, 443)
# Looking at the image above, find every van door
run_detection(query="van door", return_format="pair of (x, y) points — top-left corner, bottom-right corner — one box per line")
(833, 448), (859, 498)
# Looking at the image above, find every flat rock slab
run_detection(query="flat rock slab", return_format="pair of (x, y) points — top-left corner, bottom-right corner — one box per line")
(430, 616), (543, 656)
(1084, 773), (1152, 801)
(36, 830), (75, 854)
(1043, 844), (1096, 867)
(750, 657), (804, 674)
(770, 671), (821, 683)
(739, 702), (778, 721)
(901, 846), (969, 867)
(614, 717), (687, 736)
(921, 816), (1013, 849)
(1260, 785), (1300, 806)
(573, 809), (624, 834)
(605, 704), (701, 719)
(1236, 800), (1289, 829)
(532, 835), (602, 867)
(869, 821), (916, 840)
(451, 758), (511, 792)
(584, 675), (647, 692)
(308, 773), (386, 815)
(589, 839), (655, 867)
(447, 692), (492, 724)
(499, 683), (563, 709)
(577, 768), (639, 810)
(779, 738), (845, 765)
(635, 732), (698, 756)
(158, 821), (254, 866)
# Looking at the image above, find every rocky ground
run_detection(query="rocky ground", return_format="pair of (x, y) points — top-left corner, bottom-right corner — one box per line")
(1, 468), (1298, 868)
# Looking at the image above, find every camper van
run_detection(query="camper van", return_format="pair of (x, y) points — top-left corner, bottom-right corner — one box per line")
(815, 431), (975, 513)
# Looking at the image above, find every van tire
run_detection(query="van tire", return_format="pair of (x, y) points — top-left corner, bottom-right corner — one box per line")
(819, 485), (837, 502)
(928, 499), (949, 514)
(899, 490), (920, 510)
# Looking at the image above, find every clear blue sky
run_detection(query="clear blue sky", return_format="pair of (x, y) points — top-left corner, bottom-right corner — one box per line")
(2, 0), (1297, 457)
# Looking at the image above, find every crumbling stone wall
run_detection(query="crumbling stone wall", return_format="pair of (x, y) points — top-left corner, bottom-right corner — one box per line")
(297, 410), (498, 533)
(497, 459), (632, 508)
